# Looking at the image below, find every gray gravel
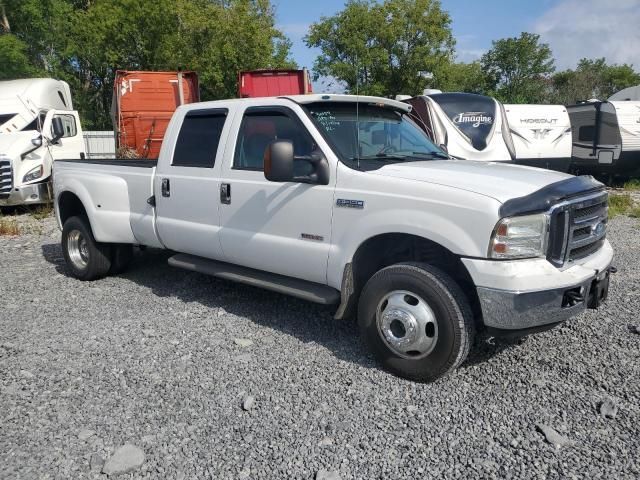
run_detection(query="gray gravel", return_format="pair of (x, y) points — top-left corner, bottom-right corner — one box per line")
(1, 211), (639, 479)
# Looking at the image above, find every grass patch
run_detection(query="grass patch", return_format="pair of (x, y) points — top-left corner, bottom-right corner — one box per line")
(623, 179), (640, 191)
(0, 217), (20, 236)
(608, 193), (634, 219)
(30, 204), (53, 220)
(629, 206), (640, 219)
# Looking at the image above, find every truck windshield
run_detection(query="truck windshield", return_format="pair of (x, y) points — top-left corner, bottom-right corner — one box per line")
(305, 102), (448, 171)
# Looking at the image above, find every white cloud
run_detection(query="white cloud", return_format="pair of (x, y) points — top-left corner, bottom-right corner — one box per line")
(534, 0), (640, 69)
(278, 23), (311, 39)
(454, 34), (484, 63)
(456, 49), (486, 63)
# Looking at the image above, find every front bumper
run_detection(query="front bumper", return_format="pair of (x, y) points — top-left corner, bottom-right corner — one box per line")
(0, 182), (51, 206)
(463, 241), (614, 331)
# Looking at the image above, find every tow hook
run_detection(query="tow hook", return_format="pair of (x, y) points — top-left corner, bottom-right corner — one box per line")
(587, 266), (614, 309)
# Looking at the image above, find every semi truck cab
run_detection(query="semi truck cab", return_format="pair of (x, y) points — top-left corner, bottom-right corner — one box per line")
(0, 78), (85, 207)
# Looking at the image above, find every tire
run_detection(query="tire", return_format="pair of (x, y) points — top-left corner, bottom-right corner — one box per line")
(358, 262), (474, 382)
(110, 244), (134, 274)
(61, 215), (112, 281)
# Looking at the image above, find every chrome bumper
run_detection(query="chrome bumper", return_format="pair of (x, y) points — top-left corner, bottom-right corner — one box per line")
(477, 262), (612, 331)
(0, 182), (51, 206)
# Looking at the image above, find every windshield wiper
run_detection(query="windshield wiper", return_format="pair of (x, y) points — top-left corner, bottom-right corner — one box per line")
(348, 154), (406, 162)
(410, 151), (450, 159)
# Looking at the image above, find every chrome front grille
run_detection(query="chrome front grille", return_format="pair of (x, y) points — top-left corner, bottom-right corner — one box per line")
(547, 191), (608, 267)
(0, 159), (12, 197)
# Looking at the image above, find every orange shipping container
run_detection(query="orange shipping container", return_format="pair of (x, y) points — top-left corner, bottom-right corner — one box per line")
(112, 70), (200, 158)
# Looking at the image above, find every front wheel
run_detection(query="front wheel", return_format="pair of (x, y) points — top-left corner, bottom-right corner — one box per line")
(62, 215), (112, 281)
(358, 262), (474, 382)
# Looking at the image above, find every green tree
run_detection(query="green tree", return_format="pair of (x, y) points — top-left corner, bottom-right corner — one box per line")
(434, 61), (488, 94)
(0, 34), (38, 79)
(305, 0), (455, 97)
(0, 0), (294, 129)
(0, 0), (75, 74)
(481, 32), (555, 103)
(551, 58), (640, 104)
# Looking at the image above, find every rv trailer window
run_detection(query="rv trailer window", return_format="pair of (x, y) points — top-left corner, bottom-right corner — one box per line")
(578, 125), (595, 142)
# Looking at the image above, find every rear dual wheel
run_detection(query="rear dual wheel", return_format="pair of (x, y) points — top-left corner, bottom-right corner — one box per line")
(358, 262), (475, 382)
(62, 215), (133, 280)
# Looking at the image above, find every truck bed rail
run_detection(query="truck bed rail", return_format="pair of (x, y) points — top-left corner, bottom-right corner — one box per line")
(56, 158), (158, 168)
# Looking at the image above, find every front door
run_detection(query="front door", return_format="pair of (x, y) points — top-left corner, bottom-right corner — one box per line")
(219, 105), (335, 284)
(154, 107), (232, 259)
(43, 110), (85, 161)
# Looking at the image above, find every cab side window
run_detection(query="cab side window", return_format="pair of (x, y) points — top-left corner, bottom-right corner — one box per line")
(53, 114), (78, 138)
(234, 109), (315, 172)
(173, 109), (227, 168)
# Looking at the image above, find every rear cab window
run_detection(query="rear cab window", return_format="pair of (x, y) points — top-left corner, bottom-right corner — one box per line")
(173, 109), (228, 167)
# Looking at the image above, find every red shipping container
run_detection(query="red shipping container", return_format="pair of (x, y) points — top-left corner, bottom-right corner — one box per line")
(238, 69), (312, 98)
(112, 71), (200, 158)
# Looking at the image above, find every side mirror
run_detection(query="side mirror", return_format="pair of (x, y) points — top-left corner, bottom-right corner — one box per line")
(264, 140), (294, 182)
(51, 117), (65, 143)
(439, 143), (448, 154)
(31, 134), (43, 147)
(264, 140), (331, 185)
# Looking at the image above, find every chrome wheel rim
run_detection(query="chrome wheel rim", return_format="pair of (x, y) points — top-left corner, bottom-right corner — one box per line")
(67, 230), (89, 269)
(376, 290), (438, 359)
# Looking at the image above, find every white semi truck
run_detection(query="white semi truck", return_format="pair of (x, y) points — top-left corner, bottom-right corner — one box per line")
(53, 94), (613, 382)
(0, 78), (86, 207)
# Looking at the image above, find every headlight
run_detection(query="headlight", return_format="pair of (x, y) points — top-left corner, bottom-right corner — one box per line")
(490, 213), (549, 259)
(23, 165), (44, 183)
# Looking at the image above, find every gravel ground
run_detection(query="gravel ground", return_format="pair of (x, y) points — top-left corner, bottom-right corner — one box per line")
(1, 211), (639, 479)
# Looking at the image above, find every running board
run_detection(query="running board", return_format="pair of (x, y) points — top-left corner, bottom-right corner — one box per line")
(168, 254), (340, 305)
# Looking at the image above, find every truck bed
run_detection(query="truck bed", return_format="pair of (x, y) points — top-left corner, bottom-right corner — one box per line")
(54, 158), (161, 247)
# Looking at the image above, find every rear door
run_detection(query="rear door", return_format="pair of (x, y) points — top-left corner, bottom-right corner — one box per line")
(154, 105), (233, 259)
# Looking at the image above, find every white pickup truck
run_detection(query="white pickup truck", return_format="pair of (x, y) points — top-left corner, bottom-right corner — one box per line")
(53, 94), (614, 382)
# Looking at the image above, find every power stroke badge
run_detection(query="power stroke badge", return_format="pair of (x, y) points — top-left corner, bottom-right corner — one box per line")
(336, 199), (365, 209)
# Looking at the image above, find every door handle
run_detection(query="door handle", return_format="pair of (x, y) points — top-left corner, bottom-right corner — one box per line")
(220, 183), (231, 204)
(161, 178), (170, 197)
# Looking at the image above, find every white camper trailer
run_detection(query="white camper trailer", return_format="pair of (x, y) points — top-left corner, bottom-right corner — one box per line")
(504, 104), (572, 172)
(404, 92), (516, 163)
(567, 100), (640, 177)
(0, 78), (86, 207)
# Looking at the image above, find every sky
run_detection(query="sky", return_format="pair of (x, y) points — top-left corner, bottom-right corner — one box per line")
(274, 0), (640, 88)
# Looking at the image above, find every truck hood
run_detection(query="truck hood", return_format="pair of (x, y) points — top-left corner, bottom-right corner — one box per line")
(370, 160), (572, 203)
(0, 131), (39, 159)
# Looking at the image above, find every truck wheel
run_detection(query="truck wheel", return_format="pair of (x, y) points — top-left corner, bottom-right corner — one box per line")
(358, 262), (474, 382)
(110, 244), (134, 274)
(62, 215), (112, 281)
